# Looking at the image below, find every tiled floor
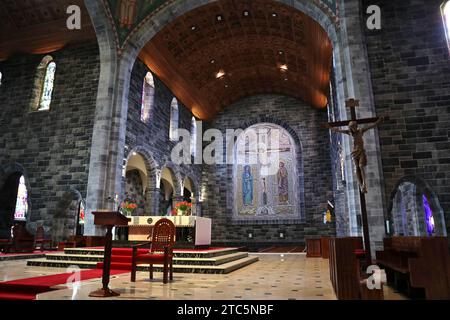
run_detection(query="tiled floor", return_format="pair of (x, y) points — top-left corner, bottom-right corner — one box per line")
(0, 254), (406, 300)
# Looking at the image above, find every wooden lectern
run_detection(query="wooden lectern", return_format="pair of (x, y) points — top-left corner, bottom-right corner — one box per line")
(89, 211), (130, 298)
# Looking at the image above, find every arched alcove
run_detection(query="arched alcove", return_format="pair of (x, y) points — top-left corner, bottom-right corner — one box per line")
(232, 122), (303, 223)
(388, 176), (447, 237)
(124, 152), (148, 215)
(0, 164), (31, 238)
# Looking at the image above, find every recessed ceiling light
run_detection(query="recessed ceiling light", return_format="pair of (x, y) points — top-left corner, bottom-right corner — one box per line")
(278, 50), (284, 55)
(216, 14), (223, 21)
(272, 12), (278, 17)
(279, 64), (288, 72)
(216, 69), (226, 79)
(210, 59), (215, 64)
(191, 26), (197, 31)
(284, 78), (288, 81)
(243, 10), (250, 17)
(225, 84), (229, 88)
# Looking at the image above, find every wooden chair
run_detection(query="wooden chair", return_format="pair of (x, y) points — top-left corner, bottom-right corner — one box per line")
(34, 226), (53, 251)
(11, 224), (35, 253)
(131, 218), (176, 284)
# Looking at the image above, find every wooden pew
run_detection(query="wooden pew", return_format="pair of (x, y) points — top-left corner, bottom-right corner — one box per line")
(376, 237), (450, 299)
(306, 238), (322, 257)
(329, 237), (363, 299)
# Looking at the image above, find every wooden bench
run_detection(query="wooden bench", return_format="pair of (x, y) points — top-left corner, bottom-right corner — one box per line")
(376, 237), (450, 299)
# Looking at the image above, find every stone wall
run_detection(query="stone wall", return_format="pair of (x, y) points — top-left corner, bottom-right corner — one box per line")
(0, 43), (100, 235)
(363, 0), (450, 237)
(202, 94), (335, 245)
(124, 59), (202, 215)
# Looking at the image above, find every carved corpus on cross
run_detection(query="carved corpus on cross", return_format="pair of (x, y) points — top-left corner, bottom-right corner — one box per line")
(325, 98), (387, 265)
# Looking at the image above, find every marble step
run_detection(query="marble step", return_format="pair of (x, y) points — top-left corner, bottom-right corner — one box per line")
(26, 256), (259, 274)
(43, 251), (249, 266)
(63, 247), (240, 258)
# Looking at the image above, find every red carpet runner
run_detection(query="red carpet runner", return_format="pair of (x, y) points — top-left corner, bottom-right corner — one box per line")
(0, 269), (127, 300)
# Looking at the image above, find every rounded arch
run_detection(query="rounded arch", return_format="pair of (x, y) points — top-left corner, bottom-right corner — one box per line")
(388, 176), (447, 237)
(161, 162), (183, 196)
(52, 188), (84, 242)
(124, 146), (160, 190)
(183, 174), (199, 197)
(0, 163), (32, 238)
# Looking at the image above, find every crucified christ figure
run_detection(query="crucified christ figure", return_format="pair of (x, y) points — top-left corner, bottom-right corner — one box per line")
(325, 117), (385, 193)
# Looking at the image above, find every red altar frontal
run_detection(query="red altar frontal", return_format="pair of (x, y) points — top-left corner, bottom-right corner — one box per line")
(119, 216), (212, 246)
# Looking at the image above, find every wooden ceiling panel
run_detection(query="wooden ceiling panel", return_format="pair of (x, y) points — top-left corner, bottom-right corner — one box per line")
(0, 0), (95, 61)
(139, 0), (332, 120)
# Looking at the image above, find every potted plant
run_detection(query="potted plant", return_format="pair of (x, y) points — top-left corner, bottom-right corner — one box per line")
(120, 201), (138, 216)
(174, 201), (192, 216)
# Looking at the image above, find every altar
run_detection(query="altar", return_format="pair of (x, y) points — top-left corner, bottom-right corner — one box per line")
(117, 216), (212, 247)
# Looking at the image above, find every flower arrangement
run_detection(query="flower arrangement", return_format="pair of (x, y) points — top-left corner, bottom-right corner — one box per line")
(120, 201), (138, 216)
(175, 201), (192, 216)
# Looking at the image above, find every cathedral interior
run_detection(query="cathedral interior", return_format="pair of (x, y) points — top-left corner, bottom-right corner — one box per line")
(0, 0), (450, 304)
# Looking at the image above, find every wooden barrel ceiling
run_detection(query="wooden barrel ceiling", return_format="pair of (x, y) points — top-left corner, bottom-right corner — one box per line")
(139, 0), (333, 120)
(0, 0), (94, 61)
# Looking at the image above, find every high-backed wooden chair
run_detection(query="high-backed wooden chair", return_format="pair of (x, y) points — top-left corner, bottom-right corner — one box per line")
(11, 224), (35, 253)
(131, 219), (176, 284)
(34, 226), (52, 251)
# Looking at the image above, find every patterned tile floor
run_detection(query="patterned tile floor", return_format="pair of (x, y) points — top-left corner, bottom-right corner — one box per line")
(0, 254), (406, 300)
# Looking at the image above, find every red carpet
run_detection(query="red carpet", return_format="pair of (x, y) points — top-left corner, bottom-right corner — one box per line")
(0, 269), (127, 300)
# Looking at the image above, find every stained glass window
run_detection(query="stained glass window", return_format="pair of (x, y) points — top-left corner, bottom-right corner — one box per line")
(39, 61), (56, 110)
(423, 195), (435, 236)
(78, 201), (85, 225)
(14, 176), (28, 221)
(140, 72), (155, 123)
(169, 98), (179, 141)
(191, 117), (197, 156)
(442, 1), (450, 52)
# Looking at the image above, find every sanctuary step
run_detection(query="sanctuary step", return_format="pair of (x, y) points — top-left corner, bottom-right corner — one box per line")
(26, 247), (258, 274)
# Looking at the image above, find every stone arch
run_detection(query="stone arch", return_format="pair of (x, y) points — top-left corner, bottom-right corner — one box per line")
(124, 146), (160, 190)
(161, 162), (183, 196)
(123, 146), (160, 215)
(84, 0), (383, 240)
(388, 176), (447, 237)
(52, 188), (83, 242)
(0, 163), (32, 237)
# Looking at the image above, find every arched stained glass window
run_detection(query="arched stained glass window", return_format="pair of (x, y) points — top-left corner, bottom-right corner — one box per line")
(442, 1), (450, 52)
(191, 117), (197, 156)
(38, 60), (56, 110)
(141, 72), (155, 123)
(169, 98), (179, 141)
(14, 176), (28, 221)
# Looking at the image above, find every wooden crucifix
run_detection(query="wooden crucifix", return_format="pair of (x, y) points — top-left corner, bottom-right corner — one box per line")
(324, 98), (388, 266)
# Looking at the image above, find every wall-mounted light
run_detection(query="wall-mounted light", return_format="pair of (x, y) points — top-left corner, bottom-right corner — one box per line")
(216, 69), (226, 79)
(279, 64), (288, 72)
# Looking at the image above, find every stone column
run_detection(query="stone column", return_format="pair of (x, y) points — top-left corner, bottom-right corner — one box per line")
(339, 0), (388, 257)
(145, 187), (161, 216)
(83, 1), (134, 236)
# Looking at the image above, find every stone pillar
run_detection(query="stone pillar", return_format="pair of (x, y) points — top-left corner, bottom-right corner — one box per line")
(145, 187), (161, 216)
(83, 1), (134, 236)
(339, 0), (388, 257)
